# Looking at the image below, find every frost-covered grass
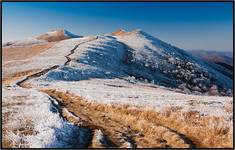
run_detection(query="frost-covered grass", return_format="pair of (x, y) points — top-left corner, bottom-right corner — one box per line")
(30, 78), (233, 119)
(27, 77), (234, 147)
(43, 35), (126, 81)
(2, 86), (91, 148)
(3, 36), (94, 78)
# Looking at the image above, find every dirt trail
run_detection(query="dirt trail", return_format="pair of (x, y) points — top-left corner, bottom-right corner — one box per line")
(64, 36), (98, 66)
(43, 89), (196, 148)
(13, 37), (197, 148)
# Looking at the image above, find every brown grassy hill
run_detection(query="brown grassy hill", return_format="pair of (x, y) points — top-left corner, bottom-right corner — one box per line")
(36, 29), (80, 42)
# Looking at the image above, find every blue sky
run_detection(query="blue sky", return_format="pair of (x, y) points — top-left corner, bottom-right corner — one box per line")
(2, 2), (233, 51)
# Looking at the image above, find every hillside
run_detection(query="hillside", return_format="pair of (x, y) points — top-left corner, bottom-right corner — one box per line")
(2, 29), (233, 148)
(38, 29), (233, 96)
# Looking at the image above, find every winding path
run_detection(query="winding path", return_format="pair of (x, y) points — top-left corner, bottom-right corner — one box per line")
(15, 37), (99, 148)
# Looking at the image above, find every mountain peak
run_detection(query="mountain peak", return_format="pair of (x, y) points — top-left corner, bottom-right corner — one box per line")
(36, 29), (81, 42)
(111, 28), (127, 36)
(111, 28), (148, 37)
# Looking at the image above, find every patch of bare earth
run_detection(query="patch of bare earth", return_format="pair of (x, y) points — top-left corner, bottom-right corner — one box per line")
(2, 42), (56, 62)
(42, 89), (232, 148)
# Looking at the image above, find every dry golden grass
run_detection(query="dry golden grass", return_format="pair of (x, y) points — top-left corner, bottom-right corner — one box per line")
(2, 87), (232, 148)
(111, 29), (127, 36)
(36, 30), (69, 42)
(111, 29), (141, 36)
(2, 42), (56, 85)
(2, 42), (56, 62)
(2, 112), (13, 148)
(3, 121), (34, 148)
(224, 101), (233, 113)
(42, 89), (233, 148)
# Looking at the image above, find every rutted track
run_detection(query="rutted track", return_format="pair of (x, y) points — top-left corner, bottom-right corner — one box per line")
(43, 89), (197, 148)
(14, 36), (197, 148)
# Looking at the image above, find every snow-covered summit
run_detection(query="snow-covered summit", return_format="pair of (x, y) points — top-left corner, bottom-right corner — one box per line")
(114, 29), (233, 95)
(36, 29), (82, 42)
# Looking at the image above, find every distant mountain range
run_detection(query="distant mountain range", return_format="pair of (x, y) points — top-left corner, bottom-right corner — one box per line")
(188, 50), (233, 80)
(188, 50), (233, 66)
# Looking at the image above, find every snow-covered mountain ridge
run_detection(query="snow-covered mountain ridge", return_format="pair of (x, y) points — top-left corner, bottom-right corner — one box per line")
(31, 29), (233, 96)
(114, 29), (233, 95)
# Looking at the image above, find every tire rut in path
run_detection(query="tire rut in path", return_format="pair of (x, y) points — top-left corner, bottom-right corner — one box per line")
(43, 89), (197, 148)
(44, 89), (138, 148)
